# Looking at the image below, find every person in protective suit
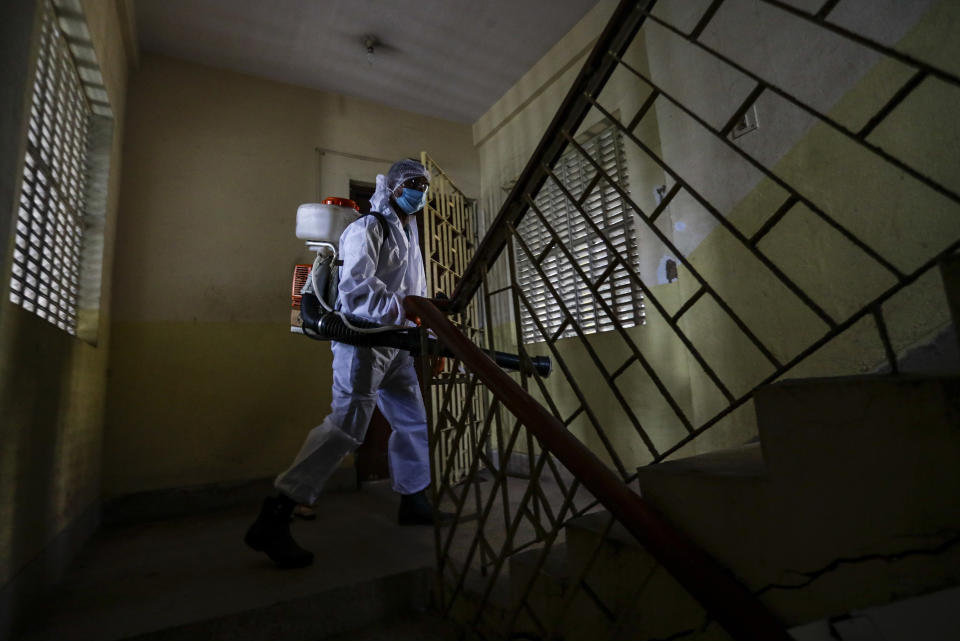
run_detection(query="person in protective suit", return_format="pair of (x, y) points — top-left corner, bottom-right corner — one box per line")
(245, 158), (447, 569)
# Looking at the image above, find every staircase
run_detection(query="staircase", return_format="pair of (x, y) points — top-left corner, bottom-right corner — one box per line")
(416, 0), (960, 636)
(415, 254), (960, 640)
(502, 373), (960, 640)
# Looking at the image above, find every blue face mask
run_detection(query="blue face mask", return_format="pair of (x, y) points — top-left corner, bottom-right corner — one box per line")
(395, 187), (427, 214)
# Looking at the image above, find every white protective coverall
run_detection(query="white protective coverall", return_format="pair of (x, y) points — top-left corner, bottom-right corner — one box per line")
(275, 174), (430, 505)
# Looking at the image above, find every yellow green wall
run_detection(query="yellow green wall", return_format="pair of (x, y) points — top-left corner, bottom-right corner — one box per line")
(642, 0), (960, 460)
(104, 53), (479, 498)
(473, 0), (691, 472)
(0, 0), (130, 626)
(472, 0), (960, 473)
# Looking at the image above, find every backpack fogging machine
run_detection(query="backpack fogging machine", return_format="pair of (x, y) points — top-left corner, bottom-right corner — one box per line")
(291, 198), (552, 379)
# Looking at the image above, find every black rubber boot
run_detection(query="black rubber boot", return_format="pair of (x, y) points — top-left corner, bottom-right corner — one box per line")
(244, 495), (314, 568)
(398, 489), (454, 526)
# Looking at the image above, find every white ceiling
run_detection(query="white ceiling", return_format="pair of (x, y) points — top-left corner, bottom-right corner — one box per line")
(134, 0), (600, 123)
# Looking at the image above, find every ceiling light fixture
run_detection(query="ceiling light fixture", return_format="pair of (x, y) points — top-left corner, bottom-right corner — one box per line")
(363, 35), (378, 66)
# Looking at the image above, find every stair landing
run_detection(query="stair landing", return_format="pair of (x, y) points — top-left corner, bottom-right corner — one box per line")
(18, 482), (441, 641)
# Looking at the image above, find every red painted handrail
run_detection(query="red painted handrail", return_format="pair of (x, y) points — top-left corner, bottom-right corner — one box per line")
(404, 295), (791, 641)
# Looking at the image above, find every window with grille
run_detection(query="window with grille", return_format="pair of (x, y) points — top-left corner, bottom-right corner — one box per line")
(515, 125), (644, 343)
(8, 0), (111, 338)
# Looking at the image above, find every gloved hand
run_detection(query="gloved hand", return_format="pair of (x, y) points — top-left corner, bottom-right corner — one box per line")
(405, 291), (450, 326)
(432, 291), (451, 311)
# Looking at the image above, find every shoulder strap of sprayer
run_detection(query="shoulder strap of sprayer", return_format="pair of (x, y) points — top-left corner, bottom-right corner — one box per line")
(365, 211), (390, 250)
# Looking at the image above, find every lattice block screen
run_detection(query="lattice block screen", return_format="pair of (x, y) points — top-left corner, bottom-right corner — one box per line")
(9, 1), (94, 333)
(515, 125), (644, 342)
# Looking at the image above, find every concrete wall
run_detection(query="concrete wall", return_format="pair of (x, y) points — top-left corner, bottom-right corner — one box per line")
(646, 0), (959, 456)
(0, 0), (129, 634)
(473, 0), (622, 344)
(104, 53), (479, 498)
(472, 0), (959, 471)
(471, 0), (692, 473)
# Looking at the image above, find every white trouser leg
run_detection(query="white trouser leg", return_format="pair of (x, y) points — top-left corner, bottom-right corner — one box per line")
(377, 349), (431, 495)
(274, 342), (392, 505)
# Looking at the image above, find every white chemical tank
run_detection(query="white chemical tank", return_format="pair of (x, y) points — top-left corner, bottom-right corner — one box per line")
(296, 197), (361, 244)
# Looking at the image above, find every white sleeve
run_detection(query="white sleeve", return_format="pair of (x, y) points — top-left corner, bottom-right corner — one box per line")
(337, 218), (405, 325)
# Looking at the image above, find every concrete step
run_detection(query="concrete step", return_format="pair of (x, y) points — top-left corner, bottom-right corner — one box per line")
(437, 471), (599, 638)
(315, 611), (461, 640)
(102, 467), (358, 527)
(508, 544), (569, 633)
(639, 441), (766, 480)
(941, 252), (960, 331)
(509, 544), (570, 600)
(121, 569), (434, 640)
(634, 447), (781, 609)
(755, 374), (960, 487)
(633, 442), (774, 598)
(441, 563), (513, 639)
(878, 254), (960, 375)
(558, 511), (729, 641)
(626, 374), (960, 628)
(18, 483), (439, 641)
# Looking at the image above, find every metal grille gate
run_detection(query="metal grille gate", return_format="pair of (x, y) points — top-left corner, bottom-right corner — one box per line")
(420, 152), (483, 486)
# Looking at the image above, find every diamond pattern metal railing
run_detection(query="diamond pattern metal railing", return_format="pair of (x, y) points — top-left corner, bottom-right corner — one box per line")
(421, 1), (960, 639)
